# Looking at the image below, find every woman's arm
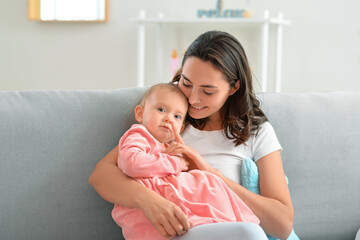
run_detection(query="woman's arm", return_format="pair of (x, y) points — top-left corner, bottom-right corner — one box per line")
(166, 125), (293, 238)
(215, 151), (294, 240)
(88, 146), (191, 237)
(168, 124), (293, 238)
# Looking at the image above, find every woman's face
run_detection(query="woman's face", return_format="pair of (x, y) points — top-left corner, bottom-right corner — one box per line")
(178, 57), (239, 122)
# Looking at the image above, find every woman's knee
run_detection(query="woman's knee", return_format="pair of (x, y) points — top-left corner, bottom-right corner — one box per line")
(236, 222), (268, 239)
(173, 222), (267, 240)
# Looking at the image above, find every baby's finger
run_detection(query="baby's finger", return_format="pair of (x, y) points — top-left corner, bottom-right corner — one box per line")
(164, 143), (177, 154)
(169, 149), (184, 156)
(165, 141), (179, 151)
(170, 121), (185, 144)
(166, 144), (185, 156)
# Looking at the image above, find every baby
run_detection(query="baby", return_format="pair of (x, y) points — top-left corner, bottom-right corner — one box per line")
(112, 83), (259, 240)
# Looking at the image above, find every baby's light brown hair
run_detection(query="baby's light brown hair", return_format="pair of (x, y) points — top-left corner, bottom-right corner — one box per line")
(139, 83), (188, 114)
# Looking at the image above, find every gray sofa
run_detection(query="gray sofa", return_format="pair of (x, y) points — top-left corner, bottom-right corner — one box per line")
(1, 88), (359, 240)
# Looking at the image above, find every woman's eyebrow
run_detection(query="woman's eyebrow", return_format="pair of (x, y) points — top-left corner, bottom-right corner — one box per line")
(181, 74), (192, 82)
(181, 74), (218, 89)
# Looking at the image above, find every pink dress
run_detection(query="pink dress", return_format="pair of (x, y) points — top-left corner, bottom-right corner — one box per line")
(112, 124), (259, 240)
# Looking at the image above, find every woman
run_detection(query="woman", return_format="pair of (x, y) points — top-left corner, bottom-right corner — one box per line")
(89, 31), (294, 240)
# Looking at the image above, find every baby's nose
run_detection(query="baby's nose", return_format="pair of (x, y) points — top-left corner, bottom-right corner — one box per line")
(164, 115), (171, 122)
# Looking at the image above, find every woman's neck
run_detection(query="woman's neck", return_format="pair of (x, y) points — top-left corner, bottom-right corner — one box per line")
(196, 111), (222, 131)
(202, 120), (223, 131)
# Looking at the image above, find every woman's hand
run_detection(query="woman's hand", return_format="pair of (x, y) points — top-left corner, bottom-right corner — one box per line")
(139, 192), (192, 238)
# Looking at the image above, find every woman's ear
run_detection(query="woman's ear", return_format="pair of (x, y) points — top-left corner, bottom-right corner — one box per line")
(229, 80), (240, 96)
(134, 105), (144, 123)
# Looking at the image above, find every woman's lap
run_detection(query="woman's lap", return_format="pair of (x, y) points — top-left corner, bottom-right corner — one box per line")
(172, 222), (268, 240)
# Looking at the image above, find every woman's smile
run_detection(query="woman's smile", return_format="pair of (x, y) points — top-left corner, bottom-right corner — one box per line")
(190, 105), (207, 111)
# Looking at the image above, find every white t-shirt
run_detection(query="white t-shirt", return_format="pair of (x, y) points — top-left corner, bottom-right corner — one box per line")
(181, 121), (282, 184)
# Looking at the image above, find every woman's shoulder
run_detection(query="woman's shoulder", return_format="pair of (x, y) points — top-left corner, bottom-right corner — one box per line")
(252, 121), (279, 141)
(251, 121), (282, 161)
(257, 121), (274, 133)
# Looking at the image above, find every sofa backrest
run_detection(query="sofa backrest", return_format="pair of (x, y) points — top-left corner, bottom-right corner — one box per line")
(259, 92), (360, 240)
(1, 89), (359, 240)
(0, 88), (146, 240)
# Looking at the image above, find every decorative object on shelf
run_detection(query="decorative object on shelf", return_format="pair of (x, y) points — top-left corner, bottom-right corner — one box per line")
(197, 0), (251, 18)
(170, 49), (180, 77)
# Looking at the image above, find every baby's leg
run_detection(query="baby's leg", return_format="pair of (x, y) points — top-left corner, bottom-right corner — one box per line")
(172, 222), (268, 240)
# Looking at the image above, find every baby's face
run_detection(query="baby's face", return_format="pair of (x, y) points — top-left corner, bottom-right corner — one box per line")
(140, 88), (188, 143)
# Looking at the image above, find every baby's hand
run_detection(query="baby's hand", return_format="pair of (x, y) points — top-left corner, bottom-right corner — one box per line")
(177, 156), (189, 172)
(167, 121), (216, 173)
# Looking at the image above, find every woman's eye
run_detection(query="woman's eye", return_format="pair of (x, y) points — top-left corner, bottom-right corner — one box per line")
(157, 107), (165, 112)
(182, 80), (191, 88)
(174, 114), (182, 120)
(203, 91), (214, 95)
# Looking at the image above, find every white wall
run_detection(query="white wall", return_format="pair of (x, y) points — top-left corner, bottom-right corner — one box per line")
(1, 0), (359, 92)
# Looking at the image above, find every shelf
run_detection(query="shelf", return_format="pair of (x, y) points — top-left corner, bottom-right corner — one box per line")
(131, 17), (291, 25)
(133, 10), (290, 92)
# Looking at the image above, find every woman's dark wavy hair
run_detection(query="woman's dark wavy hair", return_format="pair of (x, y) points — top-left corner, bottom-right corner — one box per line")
(172, 30), (267, 146)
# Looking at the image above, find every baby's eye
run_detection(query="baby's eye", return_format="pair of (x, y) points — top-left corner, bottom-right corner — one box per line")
(157, 107), (165, 113)
(174, 114), (182, 120)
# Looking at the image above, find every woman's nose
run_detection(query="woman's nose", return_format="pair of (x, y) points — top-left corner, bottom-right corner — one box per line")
(188, 89), (200, 105)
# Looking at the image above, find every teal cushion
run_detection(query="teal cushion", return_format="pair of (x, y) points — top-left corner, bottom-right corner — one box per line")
(240, 158), (300, 240)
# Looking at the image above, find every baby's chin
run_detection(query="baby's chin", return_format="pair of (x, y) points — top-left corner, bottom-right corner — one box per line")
(154, 136), (172, 144)
(165, 139), (175, 145)
(161, 138), (174, 145)
(158, 133), (176, 144)
(156, 138), (174, 146)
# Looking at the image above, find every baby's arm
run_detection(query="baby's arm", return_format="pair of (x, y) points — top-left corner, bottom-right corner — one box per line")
(119, 129), (183, 178)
